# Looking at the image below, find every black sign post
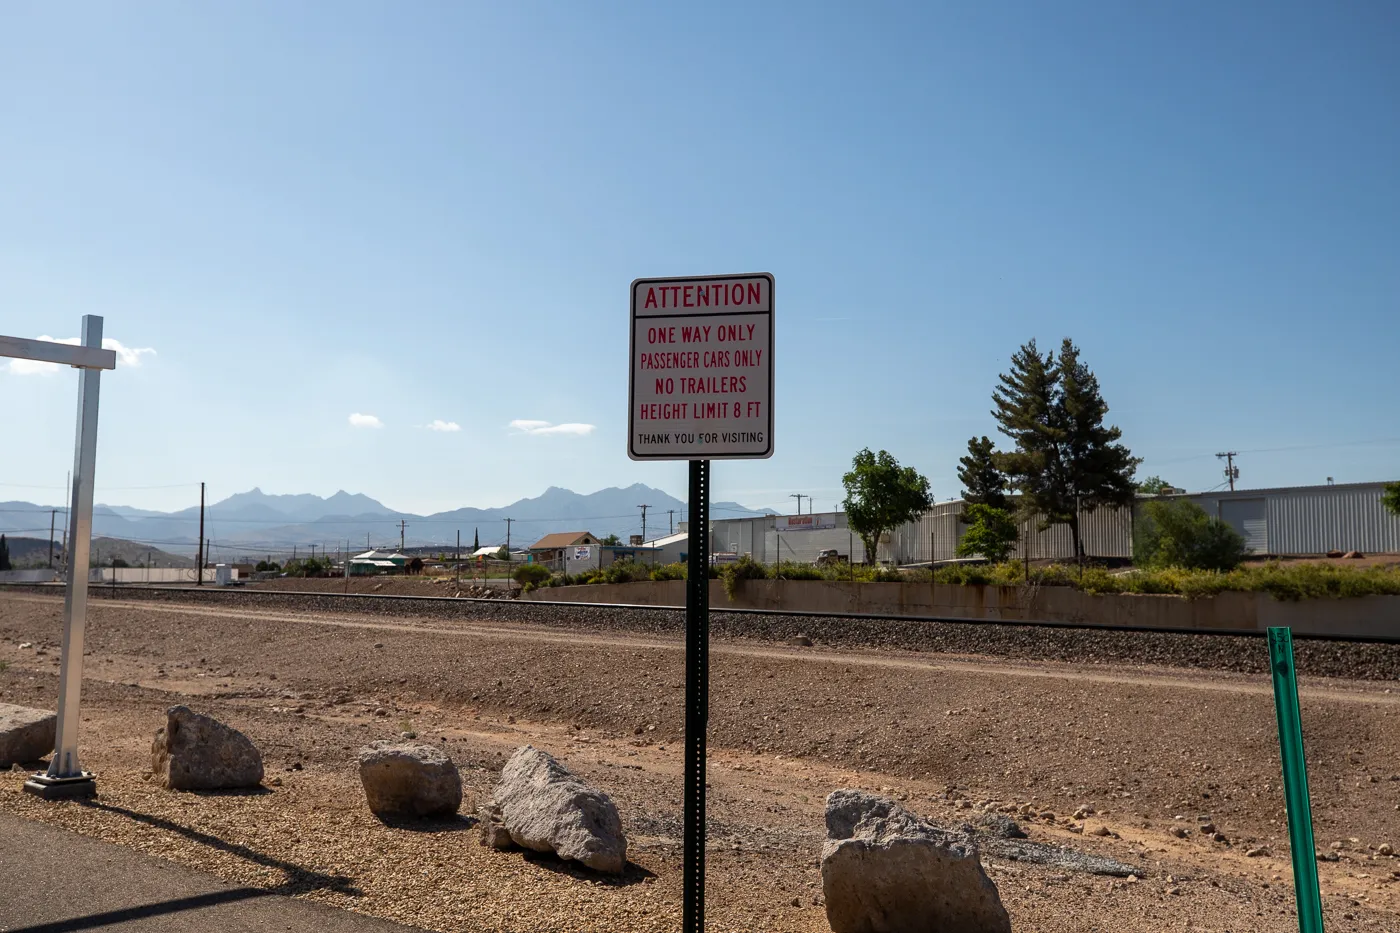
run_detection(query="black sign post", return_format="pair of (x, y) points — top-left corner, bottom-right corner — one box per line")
(628, 273), (772, 930)
(683, 458), (711, 932)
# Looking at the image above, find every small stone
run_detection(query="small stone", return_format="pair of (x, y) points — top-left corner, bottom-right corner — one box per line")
(1246, 846), (1268, 857)
(374, 642), (384, 648)
(789, 634), (813, 647)
(1212, 832), (1228, 843)
(1073, 806), (1094, 820)
(270, 776), (283, 786)
(1092, 825), (1113, 837)
(374, 708), (389, 717)
(1067, 823), (1083, 834)
(1126, 874), (1139, 883)
(790, 896), (802, 908)
(1169, 826), (1188, 838)
(1378, 843), (1394, 857)
(1167, 886), (1180, 896)
(1199, 822), (1216, 835)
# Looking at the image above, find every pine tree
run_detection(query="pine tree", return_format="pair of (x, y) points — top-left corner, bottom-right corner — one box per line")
(992, 338), (1140, 559)
(957, 436), (1010, 513)
(0, 534), (9, 572)
(472, 528), (479, 551)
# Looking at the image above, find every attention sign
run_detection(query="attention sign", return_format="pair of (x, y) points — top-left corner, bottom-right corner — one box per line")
(629, 273), (774, 460)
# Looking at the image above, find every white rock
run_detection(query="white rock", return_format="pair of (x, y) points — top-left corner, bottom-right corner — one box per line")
(0, 704), (56, 768)
(357, 742), (462, 819)
(151, 706), (263, 791)
(821, 789), (1010, 933)
(480, 745), (626, 874)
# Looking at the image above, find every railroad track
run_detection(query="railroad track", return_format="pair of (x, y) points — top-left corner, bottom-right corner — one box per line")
(6, 582), (1400, 680)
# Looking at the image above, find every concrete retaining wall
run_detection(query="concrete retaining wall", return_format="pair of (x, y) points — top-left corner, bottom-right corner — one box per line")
(524, 579), (1400, 640)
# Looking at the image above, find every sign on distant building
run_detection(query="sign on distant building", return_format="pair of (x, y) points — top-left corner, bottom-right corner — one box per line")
(775, 513), (837, 532)
(573, 546), (592, 561)
(629, 273), (774, 460)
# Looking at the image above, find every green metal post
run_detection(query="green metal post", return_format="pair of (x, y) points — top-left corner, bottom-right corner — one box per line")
(1268, 627), (1325, 933)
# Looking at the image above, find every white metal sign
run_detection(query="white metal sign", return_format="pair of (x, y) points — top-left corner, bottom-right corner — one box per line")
(629, 273), (774, 460)
(573, 546), (592, 560)
(775, 512), (838, 532)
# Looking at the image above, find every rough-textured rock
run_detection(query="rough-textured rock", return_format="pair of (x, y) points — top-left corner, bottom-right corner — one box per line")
(357, 742), (462, 819)
(151, 706), (263, 791)
(0, 704), (56, 767)
(821, 789), (1011, 933)
(479, 745), (627, 873)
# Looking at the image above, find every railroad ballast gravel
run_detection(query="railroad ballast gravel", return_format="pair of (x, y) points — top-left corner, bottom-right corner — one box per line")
(83, 586), (1400, 682)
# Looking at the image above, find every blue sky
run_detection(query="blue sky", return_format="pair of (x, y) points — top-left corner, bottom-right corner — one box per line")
(3, 1), (1397, 516)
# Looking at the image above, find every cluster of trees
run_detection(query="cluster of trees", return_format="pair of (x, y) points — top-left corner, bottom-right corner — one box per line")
(841, 337), (1251, 572)
(1385, 483), (1400, 518)
(254, 560), (282, 573)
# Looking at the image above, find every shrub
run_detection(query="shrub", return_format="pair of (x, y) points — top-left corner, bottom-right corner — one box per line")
(512, 563), (552, 589)
(719, 555), (772, 599)
(650, 562), (687, 582)
(1384, 482), (1400, 518)
(955, 504), (1020, 563)
(1135, 499), (1247, 571)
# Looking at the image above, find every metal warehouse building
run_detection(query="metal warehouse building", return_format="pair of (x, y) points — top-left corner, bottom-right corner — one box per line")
(713, 481), (1399, 565)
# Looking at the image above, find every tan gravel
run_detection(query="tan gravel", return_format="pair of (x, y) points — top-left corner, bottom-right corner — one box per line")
(1, 591), (1398, 932)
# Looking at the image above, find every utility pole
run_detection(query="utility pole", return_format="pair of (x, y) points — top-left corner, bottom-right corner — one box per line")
(310, 544), (316, 562)
(789, 493), (806, 515)
(638, 504), (651, 543)
(48, 509), (55, 568)
(668, 509), (676, 535)
(196, 482), (205, 586)
(399, 519), (406, 552)
(504, 518), (514, 555)
(1216, 452), (1239, 492)
(455, 530), (460, 588)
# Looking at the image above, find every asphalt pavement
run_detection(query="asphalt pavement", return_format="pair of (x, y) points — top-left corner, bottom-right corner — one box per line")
(0, 811), (422, 933)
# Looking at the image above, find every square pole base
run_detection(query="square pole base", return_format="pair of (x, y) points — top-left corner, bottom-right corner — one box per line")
(23, 772), (97, 800)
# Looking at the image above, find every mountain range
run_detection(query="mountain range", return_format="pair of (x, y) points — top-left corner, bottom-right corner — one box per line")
(0, 485), (776, 559)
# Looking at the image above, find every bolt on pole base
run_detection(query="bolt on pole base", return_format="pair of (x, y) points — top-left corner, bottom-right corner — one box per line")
(23, 772), (97, 800)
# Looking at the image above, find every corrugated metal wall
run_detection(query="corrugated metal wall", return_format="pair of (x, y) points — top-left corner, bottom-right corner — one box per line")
(894, 500), (1134, 564)
(1186, 483), (1400, 555)
(714, 482), (1399, 565)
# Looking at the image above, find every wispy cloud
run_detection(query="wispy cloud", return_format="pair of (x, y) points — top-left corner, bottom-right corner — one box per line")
(5, 336), (156, 375)
(426, 419), (461, 432)
(348, 412), (383, 429)
(509, 419), (596, 437)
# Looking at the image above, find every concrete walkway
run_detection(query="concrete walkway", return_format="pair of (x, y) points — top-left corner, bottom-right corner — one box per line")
(0, 812), (422, 933)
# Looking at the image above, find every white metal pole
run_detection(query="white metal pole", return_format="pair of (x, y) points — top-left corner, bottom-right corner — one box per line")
(25, 316), (106, 798)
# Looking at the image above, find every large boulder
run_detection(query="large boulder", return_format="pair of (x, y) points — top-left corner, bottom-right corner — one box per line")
(480, 745), (627, 874)
(0, 704), (56, 768)
(821, 790), (1011, 933)
(151, 706), (264, 791)
(357, 742), (462, 819)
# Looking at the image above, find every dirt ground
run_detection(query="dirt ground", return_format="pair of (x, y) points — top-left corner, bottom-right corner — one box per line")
(1, 591), (1397, 932)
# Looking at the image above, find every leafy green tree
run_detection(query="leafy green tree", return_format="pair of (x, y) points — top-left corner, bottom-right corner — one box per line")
(495, 546), (510, 561)
(955, 504), (1019, 563)
(993, 338), (1141, 560)
(1134, 499), (1247, 571)
(600, 533), (622, 546)
(0, 534), (9, 572)
(957, 435), (1010, 520)
(1384, 482), (1400, 518)
(1136, 476), (1173, 494)
(841, 448), (934, 564)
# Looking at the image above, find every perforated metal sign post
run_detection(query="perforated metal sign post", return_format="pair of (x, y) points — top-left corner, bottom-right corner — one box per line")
(0, 317), (117, 800)
(1268, 627), (1325, 933)
(629, 274), (773, 932)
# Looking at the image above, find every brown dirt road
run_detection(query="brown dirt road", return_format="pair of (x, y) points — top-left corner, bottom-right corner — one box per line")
(2, 591), (1398, 932)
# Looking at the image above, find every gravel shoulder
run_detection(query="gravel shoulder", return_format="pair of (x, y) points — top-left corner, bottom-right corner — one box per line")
(1, 591), (1398, 932)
